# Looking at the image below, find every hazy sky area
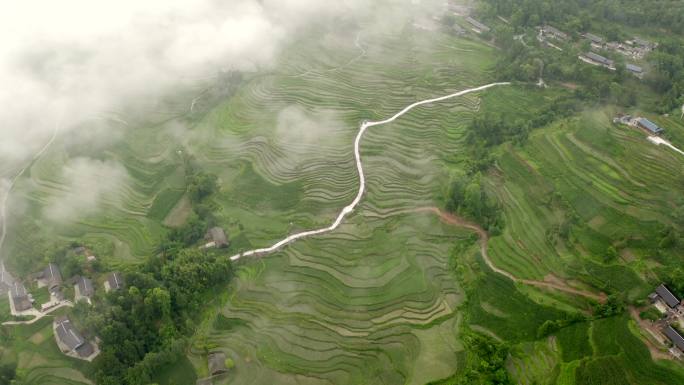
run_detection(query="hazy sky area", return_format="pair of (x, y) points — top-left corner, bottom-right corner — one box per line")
(0, 0), (398, 176)
(0, 0), (438, 238)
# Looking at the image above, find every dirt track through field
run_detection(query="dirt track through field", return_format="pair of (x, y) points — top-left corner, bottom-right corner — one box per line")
(413, 207), (606, 302)
(229, 82), (510, 261)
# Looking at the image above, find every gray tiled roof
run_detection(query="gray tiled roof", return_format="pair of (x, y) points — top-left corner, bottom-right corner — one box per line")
(664, 326), (684, 351)
(54, 316), (85, 351)
(44, 263), (62, 288)
(656, 284), (679, 308)
(76, 276), (94, 297)
(586, 52), (613, 66)
(208, 227), (228, 247)
(106, 272), (123, 291)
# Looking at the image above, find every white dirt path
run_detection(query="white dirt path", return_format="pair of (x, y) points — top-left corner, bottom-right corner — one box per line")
(648, 135), (684, 157)
(230, 82), (510, 261)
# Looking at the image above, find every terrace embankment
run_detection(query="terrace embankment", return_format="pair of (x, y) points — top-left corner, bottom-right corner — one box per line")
(414, 206), (606, 302)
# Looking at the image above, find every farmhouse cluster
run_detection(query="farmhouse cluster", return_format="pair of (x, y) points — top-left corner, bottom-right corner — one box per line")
(437, 1), (655, 81)
(3, 225), (230, 367)
(613, 114), (666, 136)
(648, 284), (684, 358)
(537, 25), (651, 77)
(3, 248), (126, 362)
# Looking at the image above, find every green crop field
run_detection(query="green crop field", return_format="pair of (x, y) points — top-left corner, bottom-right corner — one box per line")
(174, 19), (510, 385)
(2, 0), (684, 384)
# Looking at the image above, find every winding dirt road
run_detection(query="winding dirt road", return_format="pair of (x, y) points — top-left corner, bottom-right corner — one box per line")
(415, 207), (606, 302)
(229, 82), (511, 261)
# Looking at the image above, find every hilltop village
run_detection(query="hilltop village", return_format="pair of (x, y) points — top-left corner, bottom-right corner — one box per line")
(1, 225), (230, 371)
(432, 1), (684, 154)
(2, 248), (124, 362)
(440, 1), (656, 79)
(647, 284), (684, 358)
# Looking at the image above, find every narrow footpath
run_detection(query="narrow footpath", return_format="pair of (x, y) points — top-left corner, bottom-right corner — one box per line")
(414, 207), (606, 302)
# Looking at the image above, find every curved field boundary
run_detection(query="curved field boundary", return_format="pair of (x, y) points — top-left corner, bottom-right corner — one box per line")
(229, 82), (511, 261)
(0, 122), (60, 256)
(413, 206), (606, 302)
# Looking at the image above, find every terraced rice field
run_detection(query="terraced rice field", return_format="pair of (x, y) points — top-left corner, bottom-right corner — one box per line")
(3, 12), (504, 382)
(3, 115), (189, 265)
(182, 24), (501, 385)
(4, 2), (682, 384)
(485, 104), (683, 292)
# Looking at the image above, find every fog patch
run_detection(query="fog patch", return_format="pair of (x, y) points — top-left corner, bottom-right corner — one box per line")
(0, 0), (395, 175)
(276, 106), (345, 143)
(43, 158), (130, 223)
(274, 106), (347, 161)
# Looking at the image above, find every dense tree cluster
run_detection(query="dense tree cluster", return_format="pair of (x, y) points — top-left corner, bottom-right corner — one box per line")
(74, 169), (229, 385)
(0, 363), (16, 384)
(87, 248), (233, 384)
(537, 295), (626, 338)
(462, 333), (512, 385)
(429, 332), (511, 385)
(480, 0), (684, 111)
(481, 0), (684, 35)
(664, 268), (684, 300)
(649, 39), (684, 113)
(591, 294), (625, 318)
(446, 173), (502, 234)
(164, 169), (220, 250)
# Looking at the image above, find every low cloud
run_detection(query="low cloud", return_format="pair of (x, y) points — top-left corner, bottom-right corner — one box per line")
(43, 158), (130, 223)
(0, 0), (389, 175)
(272, 105), (349, 167)
(275, 106), (346, 146)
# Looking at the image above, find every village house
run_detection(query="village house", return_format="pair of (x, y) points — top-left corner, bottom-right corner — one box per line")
(9, 281), (32, 313)
(38, 263), (63, 295)
(626, 63), (644, 78)
(74, 276), (94, 303)
(53, 316), (97, 360)
(663, 325), (684, 358)
(580, 52), (615, 70)
(465, 17), (490, 34)
(204, 227), (229, 249)
(540, 25), (568, 41)
(649, 284), (680, 313)
(208, 351), (229, 376)
(637, 118), (664, 135)
(103, 272), (123, 293)
(632, 37), (656, 50)
(584, 32), (604, 49)
(196, 351), (231, 385)
(645, 285), (684, 358)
